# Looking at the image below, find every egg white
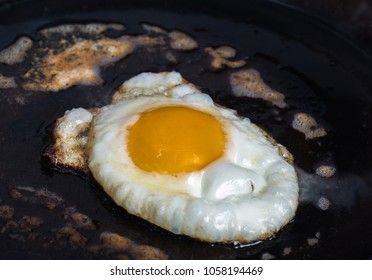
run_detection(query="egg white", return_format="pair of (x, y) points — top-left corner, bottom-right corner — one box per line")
(87, 84), (299, 243)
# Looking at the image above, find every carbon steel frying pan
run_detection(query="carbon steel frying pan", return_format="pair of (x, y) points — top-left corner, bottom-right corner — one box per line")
(0, 0), (372, 259)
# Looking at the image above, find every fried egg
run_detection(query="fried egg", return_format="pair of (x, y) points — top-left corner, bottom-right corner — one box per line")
(84, 72), (299, 243)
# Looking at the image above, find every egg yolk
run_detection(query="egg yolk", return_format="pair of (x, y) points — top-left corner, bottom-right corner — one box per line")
(127, 106), (225, 175)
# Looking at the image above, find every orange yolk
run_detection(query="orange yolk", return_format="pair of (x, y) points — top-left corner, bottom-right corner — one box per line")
(127, 106), (225, 175)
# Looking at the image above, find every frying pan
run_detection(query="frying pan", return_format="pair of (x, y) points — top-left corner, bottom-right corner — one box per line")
(1, 0), (372, 259)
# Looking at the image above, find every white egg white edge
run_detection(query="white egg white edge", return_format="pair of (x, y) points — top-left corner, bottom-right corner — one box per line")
(85, 75), (299, 244)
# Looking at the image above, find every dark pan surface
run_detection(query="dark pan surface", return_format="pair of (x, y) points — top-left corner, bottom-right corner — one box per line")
(1, 0), (372, 259)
